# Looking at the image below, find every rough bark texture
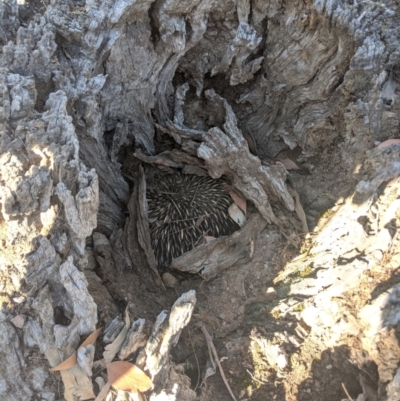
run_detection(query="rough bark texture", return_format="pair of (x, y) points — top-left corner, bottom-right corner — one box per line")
(1, 0), (400, 401)
(170, 212), (267, 279)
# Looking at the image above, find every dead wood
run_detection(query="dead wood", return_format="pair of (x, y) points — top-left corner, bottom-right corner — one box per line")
(170, 212), (267, 279)
(2, 0), (400, 400)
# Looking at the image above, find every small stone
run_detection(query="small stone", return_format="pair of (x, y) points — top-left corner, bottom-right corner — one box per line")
(11, 314), (26, 328)
(326, 364), (332, 370)
(264, 286), (277, 298)
(256, 286), (277, 302)
(162, 272), (178, 288)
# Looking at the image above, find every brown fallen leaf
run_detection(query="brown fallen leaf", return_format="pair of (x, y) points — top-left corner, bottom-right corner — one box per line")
(228, 190), (247, 215)
(277, 158), (300, 170)
(377, 138), (400, 148)
(106, 361), (153, 393)
(228, 204), (246, 227)
(50, 328), (102, 371)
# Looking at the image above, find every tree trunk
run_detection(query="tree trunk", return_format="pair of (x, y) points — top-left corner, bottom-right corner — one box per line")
(1, 0), (400, 400)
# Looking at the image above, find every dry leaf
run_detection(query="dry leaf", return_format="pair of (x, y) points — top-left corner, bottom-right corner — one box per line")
(228, 190), (246, 215)
(228, 204), (246, 227)
(277, 158), (300, 170)
(377, 138), (400, 148)
(107, 361), (153, 393)
(103, 310), (130, 363)
(50, 328), (102, 371)
(60, 365), (95, 401)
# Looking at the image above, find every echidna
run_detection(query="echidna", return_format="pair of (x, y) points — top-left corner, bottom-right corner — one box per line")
(147, 174), (240, 272)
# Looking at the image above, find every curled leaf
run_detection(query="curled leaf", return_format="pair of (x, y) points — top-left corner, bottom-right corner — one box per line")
(228, 204), (246, 227)
(106, 361), (153, 393)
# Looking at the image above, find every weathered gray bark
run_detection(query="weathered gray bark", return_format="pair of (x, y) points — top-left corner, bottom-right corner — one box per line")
(1, 0), (400, 400)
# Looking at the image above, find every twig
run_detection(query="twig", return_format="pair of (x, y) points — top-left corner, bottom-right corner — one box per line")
(341, 383), (354, 401)
(203, 328), (216, 371)
(346, 359), (375, 382)
(246, 369), (267, 385)
(198, 324), (237, 401)
(242, 282), (247, 299)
